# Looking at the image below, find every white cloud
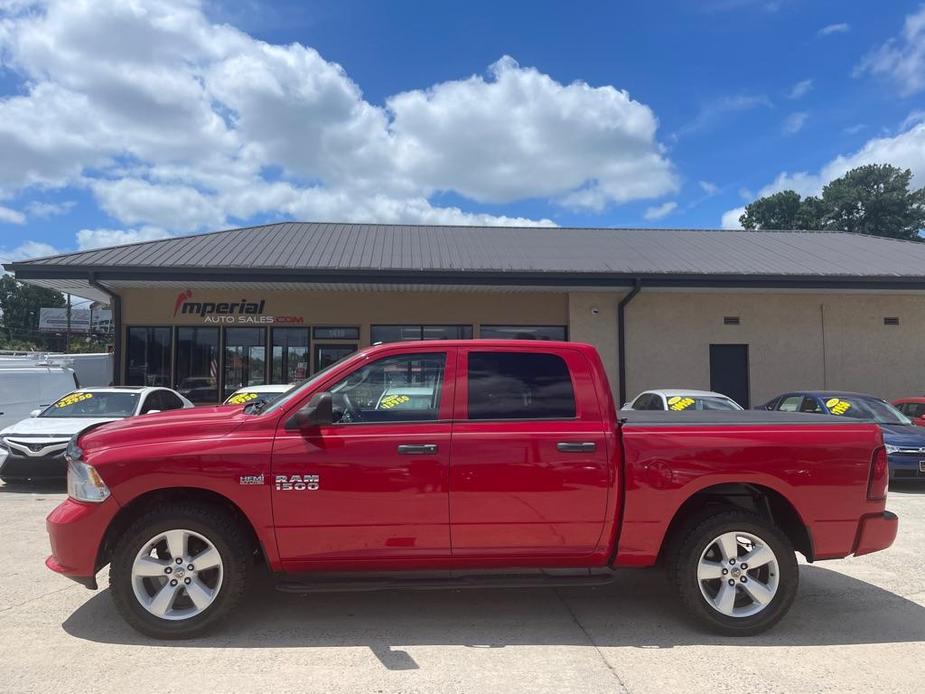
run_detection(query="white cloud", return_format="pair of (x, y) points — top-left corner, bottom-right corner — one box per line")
(0, 240), (61, 267)
(721, 207), (746, 229)
(643, 201), (677, 220)
(25, 199), (74, 218)
(676, 94), (772, 136)
(818, 22), (850, 36)
(856, 6), (925, 95)
(0, 205), (25, 224)
(388, 56), (677, 210)
(699, 180), (720, 195)
(76, 226), (172, 250)
(721, 121), (925, 224)
(782, 111), (809, 135)
(0, 0), (678, 232)
(787, 79), (813, 99)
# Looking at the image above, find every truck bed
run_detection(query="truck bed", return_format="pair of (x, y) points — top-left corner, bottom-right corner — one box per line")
(620, 410), (864, 426)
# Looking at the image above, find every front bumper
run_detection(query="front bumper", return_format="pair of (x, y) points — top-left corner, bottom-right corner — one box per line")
(854, 511), (899, 557)
(0, 453), (67, 480)
(888, 454), (925, 482)
(45, 496), (120, 587)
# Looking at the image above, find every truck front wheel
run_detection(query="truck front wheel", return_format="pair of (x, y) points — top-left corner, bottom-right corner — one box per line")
(669, 510), (798, 636)
(109, 503), (253, 639)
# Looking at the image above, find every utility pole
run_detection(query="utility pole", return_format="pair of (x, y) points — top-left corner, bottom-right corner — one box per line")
(65, 293), (71, 353)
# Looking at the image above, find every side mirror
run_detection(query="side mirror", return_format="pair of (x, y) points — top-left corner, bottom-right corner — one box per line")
(285, 392), (333, 430)
(30, 408), (42, 418)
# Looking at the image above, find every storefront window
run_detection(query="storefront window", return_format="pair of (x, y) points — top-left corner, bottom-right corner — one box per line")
(126, 327), (171, 386)
(271, 327), (310, 383)
(223, 327), (267, 399)
(314, 344), (357, 373)
(479, 325), (567, 341)
(371, 325), (473, 343)
(175, 327), (219, 403)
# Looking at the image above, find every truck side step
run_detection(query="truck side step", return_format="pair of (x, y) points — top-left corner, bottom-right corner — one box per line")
(274, 569), (618, 594)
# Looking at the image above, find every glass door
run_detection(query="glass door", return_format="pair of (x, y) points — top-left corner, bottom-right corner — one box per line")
(313, 343), (357, 373)
(175, 327), (219, 403)
(271, 327), (310, 383)
(223, 327), (267, 400)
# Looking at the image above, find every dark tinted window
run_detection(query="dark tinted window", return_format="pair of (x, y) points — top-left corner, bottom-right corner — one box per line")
(467, 352), (576, 420)
(159, 391), (184, 410)
(371, 325), (473, 343)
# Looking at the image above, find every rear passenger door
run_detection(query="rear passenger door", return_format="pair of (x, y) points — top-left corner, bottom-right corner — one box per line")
(448, 347), (611, 558)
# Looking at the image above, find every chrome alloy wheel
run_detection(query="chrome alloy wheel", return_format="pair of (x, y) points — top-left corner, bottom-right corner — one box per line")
(696, 531), (780, 618)
(131, 529), (224, 621)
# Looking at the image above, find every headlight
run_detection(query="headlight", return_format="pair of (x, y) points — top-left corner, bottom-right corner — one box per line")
(884, 443), (900, 455)
(67, 461), (110, 503)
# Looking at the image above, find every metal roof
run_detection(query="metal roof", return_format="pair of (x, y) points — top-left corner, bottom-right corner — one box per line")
(9, 221), (925, 288)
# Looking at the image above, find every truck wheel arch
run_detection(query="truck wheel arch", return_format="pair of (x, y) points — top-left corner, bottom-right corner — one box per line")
(658, 483), (814, 564)
(97, 487), (271, 574)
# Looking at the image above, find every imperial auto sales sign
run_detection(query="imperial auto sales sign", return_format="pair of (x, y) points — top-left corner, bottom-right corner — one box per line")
(172, 289), (304, 324)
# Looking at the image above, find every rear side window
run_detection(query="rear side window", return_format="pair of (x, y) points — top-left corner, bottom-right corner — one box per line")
(467, 351), (576, 420)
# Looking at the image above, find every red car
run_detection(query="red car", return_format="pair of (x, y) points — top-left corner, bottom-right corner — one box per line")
(893, 397), (925, 427)
(46, 340), (897, 639)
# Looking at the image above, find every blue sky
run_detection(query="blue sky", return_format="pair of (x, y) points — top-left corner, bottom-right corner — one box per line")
(1, 0), (924, 263)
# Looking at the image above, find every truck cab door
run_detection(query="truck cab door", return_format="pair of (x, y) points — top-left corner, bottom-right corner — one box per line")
(271, 348), (456, 570)
(448, 346), (612, 559)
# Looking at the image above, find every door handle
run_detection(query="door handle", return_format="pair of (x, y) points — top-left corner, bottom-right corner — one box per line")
(556, 441), (597, 453)
(397, 443), (439, 455)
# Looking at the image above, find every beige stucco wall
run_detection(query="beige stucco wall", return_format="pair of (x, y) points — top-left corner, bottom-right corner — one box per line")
(117, 285), (925, 405)
(623, 291), (925, 405)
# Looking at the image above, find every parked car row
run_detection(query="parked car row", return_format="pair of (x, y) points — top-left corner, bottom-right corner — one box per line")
(623, 387), (925, 483)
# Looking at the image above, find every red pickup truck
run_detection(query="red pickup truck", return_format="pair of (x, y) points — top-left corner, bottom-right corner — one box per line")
(46, 340), (897, 639)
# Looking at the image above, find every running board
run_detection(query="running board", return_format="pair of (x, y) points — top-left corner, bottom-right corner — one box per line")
(275, 569), (618, 594)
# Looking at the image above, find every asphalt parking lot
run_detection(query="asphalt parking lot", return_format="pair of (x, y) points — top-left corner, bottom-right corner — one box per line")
(1, 483), (923, 694)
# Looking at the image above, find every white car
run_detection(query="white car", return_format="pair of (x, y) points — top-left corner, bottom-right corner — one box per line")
(223, 384), (294, 407)
(622, 389), (743, 412)
(0, 386), (193, 483)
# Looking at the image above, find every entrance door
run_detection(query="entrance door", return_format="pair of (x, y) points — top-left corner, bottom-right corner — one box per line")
(313, 343), (357, 373)
(272, 349), (455, 569)
(449, 347), (611, 558)
(710, 344), (750, 409)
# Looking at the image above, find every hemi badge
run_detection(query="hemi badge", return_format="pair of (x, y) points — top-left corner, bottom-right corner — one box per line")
(239, 474), (265, 486)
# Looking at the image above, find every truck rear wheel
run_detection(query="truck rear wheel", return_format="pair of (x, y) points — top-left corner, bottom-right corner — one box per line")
(109, 503), (252, 639)
(669, 510), (798, 636)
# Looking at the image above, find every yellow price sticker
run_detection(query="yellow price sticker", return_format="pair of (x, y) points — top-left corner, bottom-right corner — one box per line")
(53, 392), (93, 409)
(379, 394), (411, 409)
(667, 396), (696, 411)
(227, 392), (258, 405)
(825, 398), (852, 415)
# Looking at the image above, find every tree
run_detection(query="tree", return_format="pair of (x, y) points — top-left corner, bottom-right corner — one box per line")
(0, 275), (66, 347)
(821, 165), (925, 240)
(739, 190), (804, 230)
(738, 164), (925, 240)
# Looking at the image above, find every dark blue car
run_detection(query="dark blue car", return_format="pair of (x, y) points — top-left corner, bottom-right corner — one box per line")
(759, 391), (925, 483)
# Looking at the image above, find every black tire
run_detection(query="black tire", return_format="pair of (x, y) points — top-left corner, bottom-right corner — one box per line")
(668, 510), (798, 636)
(109, 503), (253, 639)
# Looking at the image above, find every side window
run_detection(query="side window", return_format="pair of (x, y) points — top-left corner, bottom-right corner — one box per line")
(140, 392), (162, 414)
(328, 353), (446, 424)
(910, 404), (925, 419)
(159, 391), (184, 410)
(896, 403), (909, 416)
(646, 394), (666, 410)
(467, 351), (576, 420)
(630, 394), (650, 410)
(777, 395), (803, 412)
(799, 397), (823, 414)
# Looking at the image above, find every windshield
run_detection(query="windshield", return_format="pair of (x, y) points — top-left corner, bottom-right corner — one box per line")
(40, 391), (139, 418)
(666, 395), (742, 411)
(822, 396), (912, 425)
(259, 351), (366, 415)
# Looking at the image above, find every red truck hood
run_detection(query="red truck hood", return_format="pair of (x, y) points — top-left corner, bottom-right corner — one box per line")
(78, 405), (250, 453)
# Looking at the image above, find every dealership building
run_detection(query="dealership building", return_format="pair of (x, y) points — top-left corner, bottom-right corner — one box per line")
(10, 221), (925, 407)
